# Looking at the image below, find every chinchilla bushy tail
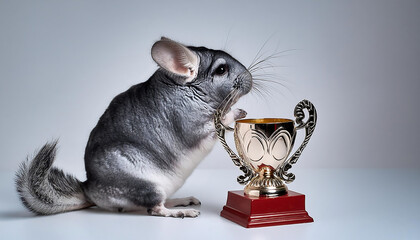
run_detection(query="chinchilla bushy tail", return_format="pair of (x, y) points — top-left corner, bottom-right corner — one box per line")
(15, 140), (92, 215)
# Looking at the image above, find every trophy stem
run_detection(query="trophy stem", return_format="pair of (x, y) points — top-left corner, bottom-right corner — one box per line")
(244, 166), (288, 197)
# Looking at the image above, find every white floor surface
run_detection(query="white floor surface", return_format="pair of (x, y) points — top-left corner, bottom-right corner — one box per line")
(1, 168), (419, 240)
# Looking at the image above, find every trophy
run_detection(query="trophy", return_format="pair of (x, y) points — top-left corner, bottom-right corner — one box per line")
(214, 99), (317, 228)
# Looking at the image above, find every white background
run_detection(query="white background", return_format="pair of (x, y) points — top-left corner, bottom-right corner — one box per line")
(1, 1), (419, 239)
(1, 0), (419, 175)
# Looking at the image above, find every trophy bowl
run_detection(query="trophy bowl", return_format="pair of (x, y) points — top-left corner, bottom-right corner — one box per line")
(235, 118), (296, 197)
(215, 99), (317, 197)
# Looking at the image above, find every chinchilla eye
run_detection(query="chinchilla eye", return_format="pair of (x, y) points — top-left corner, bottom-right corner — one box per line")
(214, 64), (228, 75)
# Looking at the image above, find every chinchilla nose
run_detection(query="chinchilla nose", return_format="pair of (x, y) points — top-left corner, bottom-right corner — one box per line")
(246, 70), (253, 83)
(242, 70), (253, 93)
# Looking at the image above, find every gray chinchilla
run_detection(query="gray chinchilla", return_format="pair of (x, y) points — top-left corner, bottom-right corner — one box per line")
(15, 37), (252, 218)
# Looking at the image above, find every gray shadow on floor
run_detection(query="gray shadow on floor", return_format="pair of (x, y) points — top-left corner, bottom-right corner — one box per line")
(0, 210), (37, 220)
(84, 206), (149, 216)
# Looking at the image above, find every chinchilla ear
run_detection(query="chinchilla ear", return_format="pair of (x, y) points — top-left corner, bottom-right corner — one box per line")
(151, 37), (199, 83)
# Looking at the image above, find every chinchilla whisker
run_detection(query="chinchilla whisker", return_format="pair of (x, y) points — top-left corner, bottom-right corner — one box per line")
(258, 83), (286, 99)
(249, 57), (278, 72)
(252, 82), (266, 96)
(253, 78), (289, 87)
(251, 82), (271, 102)
(253, 82), (272, 96)
(262, 49), (298, 60)
(248, 49), (297, 72)
(250, 89), (267, 102)
(248, 55), (277, 70)
(248, 34), (291, 70)
(217, 91), (234, 110)
(253, 77), (285, 84)
(252, 72), (290, 84)
(252, 73), (283, 79)
(220, 91), (239, 116)
(228, 91), (240, 111)
(252, 78), (291, 98)
(222, 27), (233, 51)
(253, 78), (291, 92)
(218, 89), (239, 115)
(249, 65), (285, 73)
(248, 37), (273, 71)
(249, 64), (276, 73)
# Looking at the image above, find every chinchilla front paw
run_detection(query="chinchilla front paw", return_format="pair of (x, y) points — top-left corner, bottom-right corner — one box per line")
(221, 108), (247, 126)
(234, 108), (247, 120)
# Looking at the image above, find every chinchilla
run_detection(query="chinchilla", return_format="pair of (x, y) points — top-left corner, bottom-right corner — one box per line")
(15, 37), (253, 218)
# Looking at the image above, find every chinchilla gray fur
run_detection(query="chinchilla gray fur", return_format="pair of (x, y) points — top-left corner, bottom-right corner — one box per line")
(15, 37), (252, 218)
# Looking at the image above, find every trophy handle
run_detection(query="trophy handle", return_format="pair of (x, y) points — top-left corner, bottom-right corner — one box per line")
(279, 99), (317, 183)
(214, 110), (255, 184)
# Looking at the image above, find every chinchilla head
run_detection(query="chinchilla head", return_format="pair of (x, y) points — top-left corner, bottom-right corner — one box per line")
(151, 37), (252, 113)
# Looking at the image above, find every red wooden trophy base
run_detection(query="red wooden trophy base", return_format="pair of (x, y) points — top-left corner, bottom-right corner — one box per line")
(220, 190), (313, 228)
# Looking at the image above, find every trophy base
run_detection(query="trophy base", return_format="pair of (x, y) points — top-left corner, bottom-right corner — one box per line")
(220, 190), (313, 228)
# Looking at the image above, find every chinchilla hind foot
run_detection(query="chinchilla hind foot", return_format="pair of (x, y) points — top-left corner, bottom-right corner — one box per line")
(148, 203), (200, 218)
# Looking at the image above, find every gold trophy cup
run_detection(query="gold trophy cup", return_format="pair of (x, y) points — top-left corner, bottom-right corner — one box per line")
(215, 99), (317, 227)
(235, 118), (297, 197)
